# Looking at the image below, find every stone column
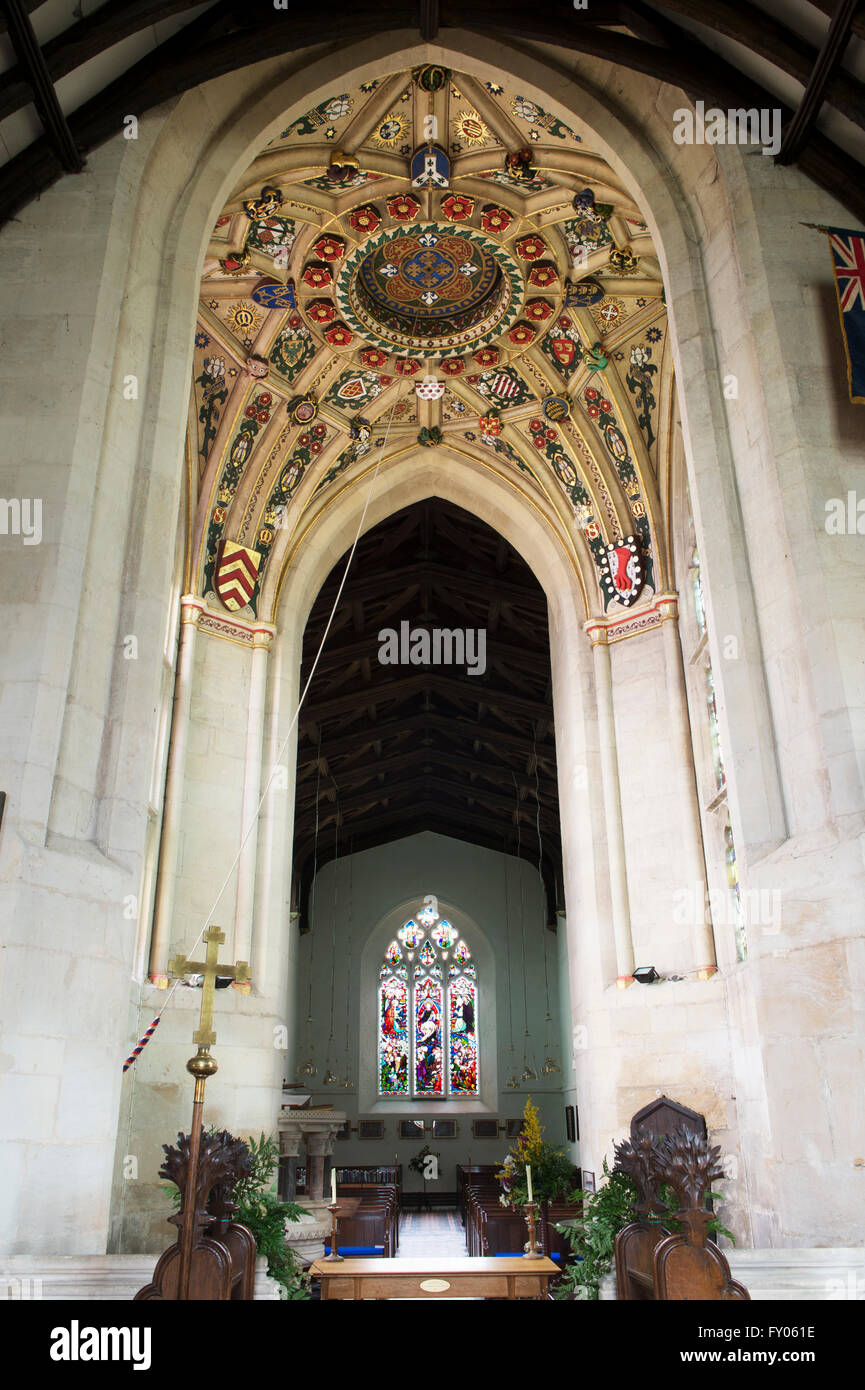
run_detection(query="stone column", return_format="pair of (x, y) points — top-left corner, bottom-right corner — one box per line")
(149, 596), (201, 985)
(251, 626), (295, 993)
(586, 626), (635, 984)
(278, 1132), (300, 1202)
(234, 628), (272, 976)
(658, 594), (717, 976)
(305, 1131), (327, 1201)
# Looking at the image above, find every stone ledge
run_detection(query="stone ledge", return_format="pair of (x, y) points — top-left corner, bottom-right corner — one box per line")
(598, 1248), (865, 1301)
(0, 1255), (281, 1300)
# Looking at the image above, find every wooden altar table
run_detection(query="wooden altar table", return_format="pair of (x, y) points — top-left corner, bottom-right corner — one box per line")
(310, 1255), (558, 1300)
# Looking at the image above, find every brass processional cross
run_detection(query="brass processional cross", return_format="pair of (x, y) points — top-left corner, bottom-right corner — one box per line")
(167, 926), (250, 1298)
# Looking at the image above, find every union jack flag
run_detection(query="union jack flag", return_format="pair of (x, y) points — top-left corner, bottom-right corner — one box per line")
(827, 226), (865, 403)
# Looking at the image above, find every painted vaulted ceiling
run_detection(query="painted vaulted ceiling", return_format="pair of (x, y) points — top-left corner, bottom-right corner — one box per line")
(190, 63), (673, 622)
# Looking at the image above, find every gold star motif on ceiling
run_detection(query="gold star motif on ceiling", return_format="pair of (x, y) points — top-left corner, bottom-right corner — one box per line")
(226, 301), (262, 338)
(371, 112), (410, 149)
(453, 110), (493, 147)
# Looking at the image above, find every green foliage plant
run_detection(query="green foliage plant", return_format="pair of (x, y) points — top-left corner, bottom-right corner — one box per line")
(231, 1132), (311, 1300)
(554, 1160), (636, 1300)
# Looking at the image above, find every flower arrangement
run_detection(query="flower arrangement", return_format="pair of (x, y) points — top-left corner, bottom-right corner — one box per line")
(496, 1096), (578, 1209)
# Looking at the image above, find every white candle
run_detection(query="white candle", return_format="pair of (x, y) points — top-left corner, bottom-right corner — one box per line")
(526, 1164), (533, 1203)
(331, 1168), (337, 1205)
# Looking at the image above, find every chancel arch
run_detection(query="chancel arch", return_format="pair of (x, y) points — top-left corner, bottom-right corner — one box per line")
(112, 41), (865, 1252)
(1, 13), (862, 1274)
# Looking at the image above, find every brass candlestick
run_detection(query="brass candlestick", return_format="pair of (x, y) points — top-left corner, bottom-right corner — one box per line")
(523, 1200), (543, 1259)
(325, 1203), (344, 1261)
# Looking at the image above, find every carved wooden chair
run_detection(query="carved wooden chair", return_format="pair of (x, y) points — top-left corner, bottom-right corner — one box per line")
(651, 1128), (749, 1301)
(135, 1129), (257, 1300)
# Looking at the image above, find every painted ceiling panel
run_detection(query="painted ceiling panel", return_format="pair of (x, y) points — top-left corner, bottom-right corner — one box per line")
(189, 63), (671, 623)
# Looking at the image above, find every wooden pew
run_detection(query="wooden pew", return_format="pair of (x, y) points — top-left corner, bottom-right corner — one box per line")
(464, 1184), (501, 1255)
(479, 1210), (529, 1257)
(457, 1165), (498, 1228)
(329, 1182), (400, 1258)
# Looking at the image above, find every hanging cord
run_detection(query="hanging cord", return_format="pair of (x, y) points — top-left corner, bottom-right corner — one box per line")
(122, 387), (402, 1068)
(513, 772), (530, 1039)
(503, 837), (514, 1054)
(326, 786), (340, 1066)
(305, 726), (324, 1027)
(343, 836), (354, 1076)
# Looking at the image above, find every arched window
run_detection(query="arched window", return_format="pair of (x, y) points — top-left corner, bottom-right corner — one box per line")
(378, 902), (478, 1098)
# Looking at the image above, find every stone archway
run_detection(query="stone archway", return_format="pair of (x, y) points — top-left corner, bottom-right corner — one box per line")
(99, 38), (810, 1253)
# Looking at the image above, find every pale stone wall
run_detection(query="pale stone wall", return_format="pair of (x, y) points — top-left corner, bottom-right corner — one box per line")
(0, 129), (186, 1255)
(111, 620), (299, 1253)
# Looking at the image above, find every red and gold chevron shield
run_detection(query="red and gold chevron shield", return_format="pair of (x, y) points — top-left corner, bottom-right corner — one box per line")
(214, 540), (261, 612)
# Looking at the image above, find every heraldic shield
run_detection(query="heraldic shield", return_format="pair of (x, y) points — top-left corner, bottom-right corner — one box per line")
(214, 540), (261, 612)
(600, 535), (645, 608)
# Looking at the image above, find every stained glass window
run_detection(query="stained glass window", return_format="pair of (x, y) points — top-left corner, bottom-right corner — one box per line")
(379, 976), (409, 1094)
(415, 976), (443, 1094)
(449, 976), (478, 1094)
(706, 665), (726, 791)
(432, 920), (455, 949)
(691, 547), (707, 638)
(398, 920), (423, 948)
(725, 819), (748, 962)
(378, 901), (479, 1097)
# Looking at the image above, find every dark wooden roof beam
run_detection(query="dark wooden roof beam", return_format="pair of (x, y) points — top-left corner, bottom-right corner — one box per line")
(2, 0), (84, 173)
(313, 563), (549, 610)
(0, 0), (209, 122)
(301, 672), (551, 725)
(296, 712), (557, 766)
(307, 631), (551, 675)
(296, 747), (556, 796)
(776, 0), (860, 164)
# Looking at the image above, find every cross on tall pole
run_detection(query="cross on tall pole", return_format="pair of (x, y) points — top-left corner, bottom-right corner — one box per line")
(168, 926), (251, 1048)
(166, 926), (250, 1298)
